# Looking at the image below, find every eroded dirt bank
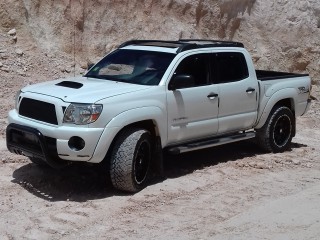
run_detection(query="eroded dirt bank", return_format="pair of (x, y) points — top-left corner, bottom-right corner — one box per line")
(1, 0), (319, 80)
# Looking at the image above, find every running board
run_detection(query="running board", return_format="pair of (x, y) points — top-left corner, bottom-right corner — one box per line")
(168, 131), (256, 154)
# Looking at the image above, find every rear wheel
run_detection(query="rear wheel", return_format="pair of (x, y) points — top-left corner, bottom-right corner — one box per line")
(110, 128), (152, 192)
(256, 106), (294, 153)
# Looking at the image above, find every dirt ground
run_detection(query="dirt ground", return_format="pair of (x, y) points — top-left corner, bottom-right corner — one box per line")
(1, 32), (320, 240)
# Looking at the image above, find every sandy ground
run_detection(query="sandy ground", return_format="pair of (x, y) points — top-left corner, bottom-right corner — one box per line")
(1, 32), (320, 239)
(1, 105), (320, 240)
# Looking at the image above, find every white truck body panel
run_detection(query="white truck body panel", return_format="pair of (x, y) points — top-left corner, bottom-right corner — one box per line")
(23, 76), (152, 103)
(255, 77), (311, 128)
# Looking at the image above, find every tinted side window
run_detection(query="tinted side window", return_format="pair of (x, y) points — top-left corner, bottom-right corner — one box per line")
(215, 52), (249, 83)
(172, 54), (210, 88)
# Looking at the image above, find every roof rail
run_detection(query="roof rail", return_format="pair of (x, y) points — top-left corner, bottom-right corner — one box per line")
(179, 39), (244, 48)
(118, 40), (181, 48)
(118, 39), (244, 53)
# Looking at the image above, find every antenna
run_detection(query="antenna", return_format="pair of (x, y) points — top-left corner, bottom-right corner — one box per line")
(72, 0), (76, 77)
(73, 17), (76, 77)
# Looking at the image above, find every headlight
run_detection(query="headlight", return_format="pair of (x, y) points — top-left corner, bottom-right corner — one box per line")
(63, 103), (103, 125)
(15, 90), (22, 109)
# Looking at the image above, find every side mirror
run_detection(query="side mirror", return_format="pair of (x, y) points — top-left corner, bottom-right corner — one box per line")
(168, 74), (195, 91)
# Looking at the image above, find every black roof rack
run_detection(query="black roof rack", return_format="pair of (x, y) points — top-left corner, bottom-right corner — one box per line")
(118, 39), (244, 53)
(179, 39), (244, 48)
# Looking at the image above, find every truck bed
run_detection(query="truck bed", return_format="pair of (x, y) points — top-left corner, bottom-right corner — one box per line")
(256, 70), (308, 81)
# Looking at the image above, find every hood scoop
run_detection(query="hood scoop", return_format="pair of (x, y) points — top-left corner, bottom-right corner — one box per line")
(56, 81), (83, 89)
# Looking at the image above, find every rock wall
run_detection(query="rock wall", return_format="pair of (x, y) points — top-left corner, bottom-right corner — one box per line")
(1, 0), (319, 81)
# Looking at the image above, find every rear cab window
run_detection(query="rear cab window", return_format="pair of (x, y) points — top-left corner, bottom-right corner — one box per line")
(213, 52), (249, 84)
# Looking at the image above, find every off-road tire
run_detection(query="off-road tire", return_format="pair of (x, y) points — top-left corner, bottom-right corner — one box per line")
(256, 106), (294, 153)
(110, 128), (152, 193)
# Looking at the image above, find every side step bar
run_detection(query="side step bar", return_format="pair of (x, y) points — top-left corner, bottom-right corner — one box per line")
(168, 131), (256, 154)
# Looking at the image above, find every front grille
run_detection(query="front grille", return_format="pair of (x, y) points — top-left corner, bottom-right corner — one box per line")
(19, 98), (58, 125)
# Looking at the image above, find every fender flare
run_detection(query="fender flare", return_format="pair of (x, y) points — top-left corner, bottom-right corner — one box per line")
(255, 88), (296, 129)
(89, 106), (167, 163)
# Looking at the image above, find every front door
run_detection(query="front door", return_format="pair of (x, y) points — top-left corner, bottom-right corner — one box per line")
(166, 53), (219, 144)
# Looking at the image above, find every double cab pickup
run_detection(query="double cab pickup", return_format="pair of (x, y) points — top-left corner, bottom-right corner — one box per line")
(7, 39), (312, 192)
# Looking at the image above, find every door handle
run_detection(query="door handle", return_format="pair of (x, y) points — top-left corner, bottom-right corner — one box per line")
(246, 88), (255, 94)
(207, 93), (218, 100)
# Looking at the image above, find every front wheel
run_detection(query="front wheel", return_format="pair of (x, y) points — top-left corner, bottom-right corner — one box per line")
(256, 106), (294, 153)
(110, 128), (152, 193)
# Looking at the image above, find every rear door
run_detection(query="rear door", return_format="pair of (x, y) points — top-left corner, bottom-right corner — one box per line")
(213, 51), (258, 134)
(166, 53), (219, 144)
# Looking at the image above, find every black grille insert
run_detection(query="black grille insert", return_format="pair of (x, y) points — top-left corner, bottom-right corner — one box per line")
(19, 98), (58, 125)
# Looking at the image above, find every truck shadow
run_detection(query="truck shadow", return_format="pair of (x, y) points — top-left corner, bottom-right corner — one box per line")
(11, 162), (117, 202)
(160, 141), (306, 179)
(163, 140), (257, 179)
(11, 140), (306, 202)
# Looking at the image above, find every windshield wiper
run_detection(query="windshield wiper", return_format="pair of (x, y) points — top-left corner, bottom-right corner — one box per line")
(86, 74), (133, 83)
(85, 74), (98, 79)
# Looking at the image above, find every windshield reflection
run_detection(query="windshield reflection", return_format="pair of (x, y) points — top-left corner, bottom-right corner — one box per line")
(85, 49), (175, 85)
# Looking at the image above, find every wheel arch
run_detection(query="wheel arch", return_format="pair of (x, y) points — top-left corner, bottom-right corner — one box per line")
(273, 98), (295, 119)
(255, 88), (297, 129)
(105, 119), (164, 180)
(107, 119), (160, 153)
(255, 97), (296, 137)
(104, 119), (160, 160)
(273, 99), (296, 137)
(90, 106), (166, 164)
(120, 120), (159, 138)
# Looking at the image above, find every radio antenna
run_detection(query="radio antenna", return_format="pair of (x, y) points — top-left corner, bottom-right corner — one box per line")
(72, 0), (76, 77)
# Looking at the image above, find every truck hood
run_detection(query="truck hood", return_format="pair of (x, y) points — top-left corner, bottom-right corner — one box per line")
(22, 76), (152, 103)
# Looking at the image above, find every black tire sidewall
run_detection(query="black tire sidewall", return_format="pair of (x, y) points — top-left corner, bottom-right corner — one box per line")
(132, 131), (152, 189)
(267, 107), (294, 152)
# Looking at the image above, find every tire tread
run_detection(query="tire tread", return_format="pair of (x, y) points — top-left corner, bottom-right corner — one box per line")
(110, 129), (149, 192)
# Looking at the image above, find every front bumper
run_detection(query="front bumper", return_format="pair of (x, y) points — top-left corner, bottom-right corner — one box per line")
(7, 110), (105, 165)
(6, 123), (68, 168)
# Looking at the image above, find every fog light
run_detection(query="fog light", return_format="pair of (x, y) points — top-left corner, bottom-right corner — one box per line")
(68, 136), (85, 151)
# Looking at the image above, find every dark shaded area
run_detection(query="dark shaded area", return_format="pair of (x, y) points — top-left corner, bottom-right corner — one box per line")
(256, 69), (308, 81)
(163, 141), (307, 178)
(12, 162), (118, 202)
(163, 140), (259, 178)
(196, 0), (208, 26)
(12, 140), (307, 202)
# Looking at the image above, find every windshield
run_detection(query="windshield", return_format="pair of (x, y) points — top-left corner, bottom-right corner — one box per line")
(85, 49), (175, 85)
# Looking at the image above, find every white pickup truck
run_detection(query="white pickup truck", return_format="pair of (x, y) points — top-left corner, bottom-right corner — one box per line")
(7, 39), (312, 192)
